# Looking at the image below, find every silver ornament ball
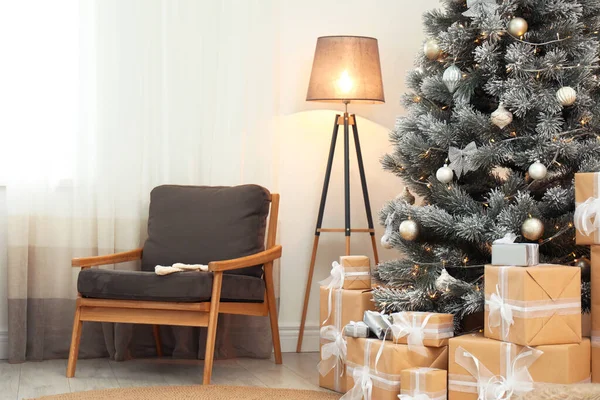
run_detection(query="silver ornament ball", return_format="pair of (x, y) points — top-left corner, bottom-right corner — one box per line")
(521, 217), (544, 241)
(380, 234), (393, 249)
(528, 161), (547, 180)
(491, 103), (513, 129)
(508, 17), (528, 37)
(436, 164), (454, 183)
(424, 39), (442, 61)
(443, 65), (462, 93)
(399, 219), (419, 241)
(556, 86), (577, 106)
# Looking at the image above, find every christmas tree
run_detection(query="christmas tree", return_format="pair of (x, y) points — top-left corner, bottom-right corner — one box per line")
(375, 0), (600, 330)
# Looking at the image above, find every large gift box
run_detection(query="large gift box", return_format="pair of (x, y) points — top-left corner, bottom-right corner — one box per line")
(319, 286), (375, 392)
(340, 255), (371, 290)
(591, 247), (600, 382)
(344, 337), (448, 400)
(448, 334), (591, 400)
(484, 264), (581, 346)
(390, 311), (454, 349)
(575, 172), (600, 244)
(400, 368), (447, 400)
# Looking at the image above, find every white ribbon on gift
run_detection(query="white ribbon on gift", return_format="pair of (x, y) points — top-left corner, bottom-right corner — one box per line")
(493, 233), (518, 244)
(391, 313), (433, 356)
(320, 261), (345, 325)
(398, 393), (433, 400)
(487, 285), (514, 340)
(574, 197), (600, 240)
(345, 321), (369, 337)
(318, 325), (347, 377)
(398, 367), (447, 400)
(591, 331), (600, 348)
(449, 343), (542, 400)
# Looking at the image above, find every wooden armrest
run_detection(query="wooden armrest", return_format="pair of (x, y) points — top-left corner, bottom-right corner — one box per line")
(208, 245), (282, 272)
(72, 248), (143, 267)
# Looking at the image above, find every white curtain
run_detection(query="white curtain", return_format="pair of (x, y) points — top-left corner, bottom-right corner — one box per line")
(0, 0), (280, 362)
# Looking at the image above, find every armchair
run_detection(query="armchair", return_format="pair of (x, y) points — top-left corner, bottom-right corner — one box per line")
(67, 185), (282, 384)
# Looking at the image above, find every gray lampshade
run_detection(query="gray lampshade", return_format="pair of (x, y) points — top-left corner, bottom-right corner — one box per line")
(306, 36), (385, 104)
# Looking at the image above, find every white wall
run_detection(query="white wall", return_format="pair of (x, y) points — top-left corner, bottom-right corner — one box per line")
(275, 0), (440, 351)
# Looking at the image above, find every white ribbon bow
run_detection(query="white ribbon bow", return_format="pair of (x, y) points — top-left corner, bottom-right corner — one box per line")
(463, 0), (500, 18)
(341, 365), (373, 400)
(320, 261), (345, 325)
(398, 394), (432, 400)
(448, 141), (478, 178)
(455, 345), (541, 400)
(574, 197), (600, 238)
(487, 285), (514, 338)
(391, 313), (433, 356)
(317, 325), (347, 377)
(493, 233), (517, 244)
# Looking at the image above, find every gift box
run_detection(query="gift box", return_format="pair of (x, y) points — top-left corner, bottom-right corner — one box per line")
(448, 334), (591, 400)
(363, 310), (392, 340)
(391, 311), (454, 350)
(319, 286), (375, 392)
(344, 337), (448, 400)
(574, 172), (600, 244)
(591, 246), (600, 382)
(491, 233), (538, 266)
(484, 264), (581, 346)
(343, 321), (370, 338)
(340, 255), (371, 290)
(400, 368), (447, 400)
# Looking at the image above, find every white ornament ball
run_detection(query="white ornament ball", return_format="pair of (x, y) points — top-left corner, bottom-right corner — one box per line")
(381, 234), (393, 249)
(424, 39), (442, 61)
(556, 86), (577, 106)
(443, 65), (462, 93)
(528, 161), (547, 180)
(399, 220), (419, 241)
(436, 164), (454, 183)
(507, 17), (529, 37)
(491, 103), (513, 129)
(522, 217), (544, 241)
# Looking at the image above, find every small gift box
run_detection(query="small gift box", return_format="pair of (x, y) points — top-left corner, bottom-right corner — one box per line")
(343, 321), (370, 338)
(344, 338), (448, 400)
(391, 312), (454, 353)
(340, 255), (371, 290)
(491, 233), (539, 266)
(448, 334), (591, 400)
(484, 264), (581, 346)
(363, 310), (393, 340)
(400, 368), (447, 400)
(574, 172), (600, 244)
(591, 246), (600, 382)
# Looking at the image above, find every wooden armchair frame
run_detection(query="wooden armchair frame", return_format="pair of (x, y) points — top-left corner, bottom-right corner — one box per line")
(66, 194), (282, 384)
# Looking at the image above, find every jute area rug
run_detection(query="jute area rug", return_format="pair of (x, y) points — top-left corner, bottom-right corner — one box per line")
(31, 385), (342, 400)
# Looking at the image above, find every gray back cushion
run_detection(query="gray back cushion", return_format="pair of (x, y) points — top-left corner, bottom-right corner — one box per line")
(142, 185), (271, 277)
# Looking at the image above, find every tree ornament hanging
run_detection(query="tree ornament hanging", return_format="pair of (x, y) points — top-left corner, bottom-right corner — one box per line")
(574, 257), (591, 282)
(381, 211), (396, 249)
(522, 218), (544, 241)
(397, 187), (416, 205)
(399, 219), (419, 241)
(436, 164), (454, 183)
(556, 86), (577, 106)
(528, 161), (547, 180)
(435, 269), (460, 292)
(462, 0), (500, 18)
(442, 65), (462, 93)
(507, 17), (529, 37)
(423, 39), (442, 61)
(491, 103), (513, 129)
(448, 141), (478, 178)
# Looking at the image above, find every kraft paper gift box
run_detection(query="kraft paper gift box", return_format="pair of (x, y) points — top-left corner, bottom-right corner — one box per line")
(400, 368), (447, 400)
(574, 172), (600, 245)
(448, 334), (591, 400)
(344, 337), (448, 400)
(319, 286), (375, 393)
(340, 255), (371, 290)
(391, 311), (454, 349)
(484, 264), (581, 346)
(591, 247), (600, 382)
(491, 233), (539, 266)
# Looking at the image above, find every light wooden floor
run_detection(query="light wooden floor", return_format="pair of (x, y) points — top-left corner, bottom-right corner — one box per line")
(0, 353), (322, 400)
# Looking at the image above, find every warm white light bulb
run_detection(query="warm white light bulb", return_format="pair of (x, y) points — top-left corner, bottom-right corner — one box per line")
(336, 70), (353, 94)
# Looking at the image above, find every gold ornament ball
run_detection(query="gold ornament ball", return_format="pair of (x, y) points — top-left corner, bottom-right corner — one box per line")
(521, 217), (544, 241)
(424, 39), (442, 61)
(399, 219), (419, 241)
(508, 17), (529, 37)
(575, 257), (591, 282)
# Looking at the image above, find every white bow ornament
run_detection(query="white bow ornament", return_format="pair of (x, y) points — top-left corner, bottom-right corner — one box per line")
(448, 141), (478, 178)
(391, 313), (433, 356)
(341, 365), (373, 400)
(318, 325), (347, 376)
(487, 285), (515, 338)
(574, 197), (600, 238)
(320, 261), (345, 325)
(493, 232), (518, 244)
(463, 0), (500, 18)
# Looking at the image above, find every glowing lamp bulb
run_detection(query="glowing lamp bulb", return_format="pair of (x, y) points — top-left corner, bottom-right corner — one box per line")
(336, 70), (353, 94)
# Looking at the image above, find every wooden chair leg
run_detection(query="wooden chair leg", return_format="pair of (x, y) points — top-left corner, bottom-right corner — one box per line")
(203, 271), (223, 385)
(264, 261), (282, 364)
(66, 302), (83, 378)
(152, 325), (163, 357)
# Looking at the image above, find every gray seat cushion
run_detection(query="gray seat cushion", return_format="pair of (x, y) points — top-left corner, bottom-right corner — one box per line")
(142, 185), (271, 277)
(78, 269), (265, 303)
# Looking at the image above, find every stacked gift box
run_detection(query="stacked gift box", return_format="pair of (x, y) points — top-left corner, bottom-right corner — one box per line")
(446, 235), (590, 399)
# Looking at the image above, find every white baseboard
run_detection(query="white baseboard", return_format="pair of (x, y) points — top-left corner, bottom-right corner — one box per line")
(279, 324), (320, 353)
(0, 331), (7, 360)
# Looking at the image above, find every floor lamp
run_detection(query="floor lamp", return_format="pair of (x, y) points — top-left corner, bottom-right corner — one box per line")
(296, 36), (385, 352)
